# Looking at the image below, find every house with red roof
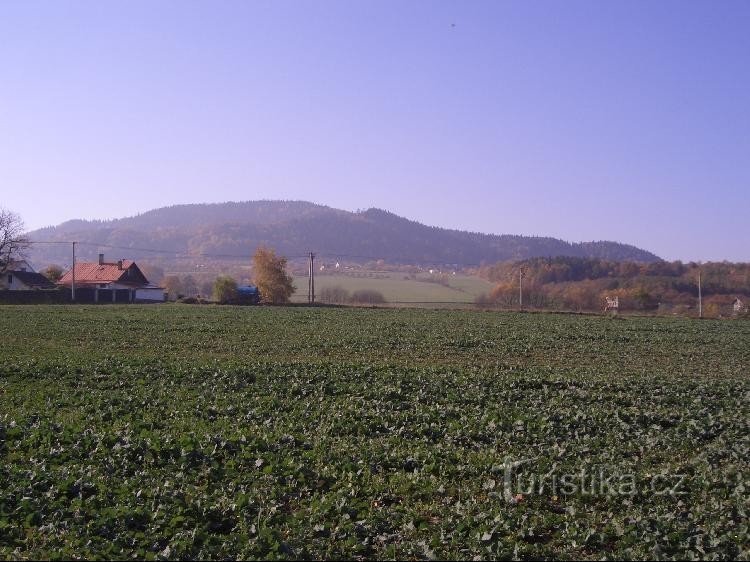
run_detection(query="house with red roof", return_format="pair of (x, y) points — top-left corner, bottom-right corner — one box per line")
(57, 254), (165, 303)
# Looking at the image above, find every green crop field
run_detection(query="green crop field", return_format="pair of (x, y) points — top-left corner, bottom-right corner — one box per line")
(1, 305), (748, 560)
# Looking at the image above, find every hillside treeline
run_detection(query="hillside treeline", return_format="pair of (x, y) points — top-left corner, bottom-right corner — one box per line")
(479, 257), (750, 315)
(27, 201), (659, 266)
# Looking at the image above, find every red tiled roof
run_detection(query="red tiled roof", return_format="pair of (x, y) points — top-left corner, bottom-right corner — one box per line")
(58, 261), (138, 285)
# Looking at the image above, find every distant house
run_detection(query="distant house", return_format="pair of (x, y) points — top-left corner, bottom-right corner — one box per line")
(0, 260), (56, 290)
(3, 259), (34, 273)
(733, 298), (747, 315)
(57, 254), (165, 303)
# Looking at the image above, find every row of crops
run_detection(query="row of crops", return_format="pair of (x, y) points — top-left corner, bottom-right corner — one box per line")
(1, 305), (748, 559)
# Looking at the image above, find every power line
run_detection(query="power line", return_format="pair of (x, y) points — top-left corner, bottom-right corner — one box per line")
(314, 252), (484, 268)
(27, 240), (485, 268)
(25, 240), (75, 244)
(29, 240), (309, 261)
(25, 240), (492, 306)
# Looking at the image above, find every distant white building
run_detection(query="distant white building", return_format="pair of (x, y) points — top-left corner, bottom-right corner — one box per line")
(604, 296), (619, 312)
(0, 260), (56, 290)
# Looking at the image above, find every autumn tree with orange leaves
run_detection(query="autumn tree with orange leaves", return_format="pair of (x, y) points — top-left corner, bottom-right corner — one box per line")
(252, 247), (295, 304)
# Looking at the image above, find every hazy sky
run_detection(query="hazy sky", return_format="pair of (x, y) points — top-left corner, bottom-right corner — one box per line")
(1, 1), (748, 261)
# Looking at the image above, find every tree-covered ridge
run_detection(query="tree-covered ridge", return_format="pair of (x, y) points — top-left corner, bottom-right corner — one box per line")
(480, 257), (750, 314)
(26, 201), (660, 266)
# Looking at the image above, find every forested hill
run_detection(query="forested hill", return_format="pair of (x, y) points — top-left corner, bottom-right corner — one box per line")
(27, 200), (660, 266)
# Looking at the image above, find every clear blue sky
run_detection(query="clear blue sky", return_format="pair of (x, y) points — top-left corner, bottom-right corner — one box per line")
(1, 0), (748, 261)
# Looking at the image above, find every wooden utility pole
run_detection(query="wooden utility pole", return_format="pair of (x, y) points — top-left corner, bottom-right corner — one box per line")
(71, 241), (77, 302)
(308, 252), (315, 304)
(698, 269), (702, 319)
(519, 266), (524, 309)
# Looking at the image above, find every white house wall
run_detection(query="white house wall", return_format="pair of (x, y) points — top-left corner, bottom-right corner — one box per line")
(2, 273), (33, 290)
(135, 288), (166, 302)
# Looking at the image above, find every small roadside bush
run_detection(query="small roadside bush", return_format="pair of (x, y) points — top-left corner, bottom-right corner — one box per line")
(350, 289), (386, 304)
(213, 276), (238, 304)
(474, 293), (491, 306)
(320, 286), (351, 304)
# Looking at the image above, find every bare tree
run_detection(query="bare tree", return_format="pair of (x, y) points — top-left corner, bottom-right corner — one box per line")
(162, 275), (183, 301)
(0, 209), (30, 275)
(182, 274), (198, 297)
(41, 264), (65, 282)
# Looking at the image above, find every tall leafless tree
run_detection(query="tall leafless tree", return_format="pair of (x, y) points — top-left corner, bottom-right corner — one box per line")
(0, 209), (30, 274)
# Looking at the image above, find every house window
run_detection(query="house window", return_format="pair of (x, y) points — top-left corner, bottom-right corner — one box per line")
(8, 275), (12, 284)
(99, 283), (108, 289)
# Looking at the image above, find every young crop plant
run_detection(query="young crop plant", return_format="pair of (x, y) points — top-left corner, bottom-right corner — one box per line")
(0, 305), (748, 559)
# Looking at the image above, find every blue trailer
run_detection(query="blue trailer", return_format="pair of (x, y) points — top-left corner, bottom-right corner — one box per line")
(236, 285), (260, 304)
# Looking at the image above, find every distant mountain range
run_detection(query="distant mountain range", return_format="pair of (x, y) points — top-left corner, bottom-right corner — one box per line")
(27, 200), (660, 267)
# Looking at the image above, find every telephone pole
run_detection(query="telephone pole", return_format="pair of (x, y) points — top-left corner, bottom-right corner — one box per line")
(519, 266), (525, 309)
(308, 252), (315, 304)
(698, 269), (702, 319)
(71, 241), (77, 302)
